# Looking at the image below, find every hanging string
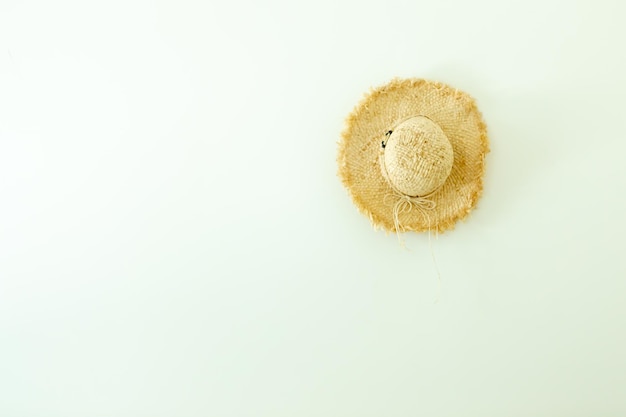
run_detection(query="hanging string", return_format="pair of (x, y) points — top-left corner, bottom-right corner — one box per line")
(379, 151), (442, 301)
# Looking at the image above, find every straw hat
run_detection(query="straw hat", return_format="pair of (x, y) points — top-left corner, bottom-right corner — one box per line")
(338, 78), (489, 233)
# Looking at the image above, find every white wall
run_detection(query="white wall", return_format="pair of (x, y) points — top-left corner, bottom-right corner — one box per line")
(1, 0), (626, 415)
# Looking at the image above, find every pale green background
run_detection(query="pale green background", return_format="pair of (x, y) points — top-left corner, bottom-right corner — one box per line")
(1, 0), (626, 415)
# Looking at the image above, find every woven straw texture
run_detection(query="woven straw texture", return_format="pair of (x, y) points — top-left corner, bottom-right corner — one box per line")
(338, 78), (489, 233)
(381, 116), (454, 197)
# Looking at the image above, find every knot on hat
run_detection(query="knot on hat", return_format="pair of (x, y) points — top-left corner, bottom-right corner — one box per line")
(383, 192), (436, 235)
(381, 116), (454, 197)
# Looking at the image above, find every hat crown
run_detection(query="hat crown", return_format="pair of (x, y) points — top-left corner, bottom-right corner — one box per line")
(382, 116), (454, 197)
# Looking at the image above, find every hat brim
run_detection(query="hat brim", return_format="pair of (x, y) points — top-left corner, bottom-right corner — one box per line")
(338, 78), (489, 233)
